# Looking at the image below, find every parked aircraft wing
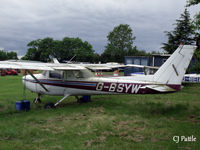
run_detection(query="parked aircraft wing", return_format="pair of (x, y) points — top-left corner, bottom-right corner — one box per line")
(85, 66), (112, 70)
(126, 64), (159, 70)
(53, 58), (60, 64)
(81, 64), (125, 70)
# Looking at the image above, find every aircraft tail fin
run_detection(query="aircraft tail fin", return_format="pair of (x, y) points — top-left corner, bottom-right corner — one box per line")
(53, 58), (60, 64)
(153, 45), (196, 85)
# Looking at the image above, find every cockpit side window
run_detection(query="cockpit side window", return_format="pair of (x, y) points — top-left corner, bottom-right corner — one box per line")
(49, 71), (62, 79)
(63, 69), (93, 80)
(63, 70), (82, 80)
(73, 70), (83, 78)
(42, 71), (47, 76)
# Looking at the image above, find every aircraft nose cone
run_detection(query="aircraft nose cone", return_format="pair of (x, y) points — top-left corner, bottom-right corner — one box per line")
(22, 75), (28, 84)
(22, 75), (28, 81)
(22, 75), (32, 85)
(22, 75), (26, 80)
(23, 75), (32, 80)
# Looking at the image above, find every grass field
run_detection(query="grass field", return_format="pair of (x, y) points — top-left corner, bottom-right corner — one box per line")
(0, 76), (199, 150)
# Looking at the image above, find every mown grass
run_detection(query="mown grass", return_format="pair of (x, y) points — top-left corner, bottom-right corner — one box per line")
(0, 76), (199, 150)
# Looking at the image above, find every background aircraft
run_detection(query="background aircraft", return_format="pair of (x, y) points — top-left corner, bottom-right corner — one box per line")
(182, 74), (200, 83)
(127, 60), (200, 83)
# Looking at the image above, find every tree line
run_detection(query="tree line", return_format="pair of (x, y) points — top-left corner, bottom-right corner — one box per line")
(21, 37), (100, 63)
(161, 0), (200, 72)
(21, 24), (150, 63)
(0, 50), (18, 60)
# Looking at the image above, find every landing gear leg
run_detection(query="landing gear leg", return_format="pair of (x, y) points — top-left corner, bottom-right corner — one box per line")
(33, 94), (42, 103)
(44, 94), (70, 109)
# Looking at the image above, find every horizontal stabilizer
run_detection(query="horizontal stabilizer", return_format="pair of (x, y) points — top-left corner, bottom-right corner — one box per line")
(141, 85), (176, 92)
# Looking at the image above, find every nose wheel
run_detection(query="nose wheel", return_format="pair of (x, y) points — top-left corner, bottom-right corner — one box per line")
(33, 98), (41, 103)
(33, 94), (42, 103)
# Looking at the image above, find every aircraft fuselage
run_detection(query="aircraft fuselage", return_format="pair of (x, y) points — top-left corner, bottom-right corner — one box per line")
(22, 73), (181, 96)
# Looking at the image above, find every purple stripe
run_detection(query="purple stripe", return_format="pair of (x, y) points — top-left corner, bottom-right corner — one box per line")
(23, 79), (181, 94)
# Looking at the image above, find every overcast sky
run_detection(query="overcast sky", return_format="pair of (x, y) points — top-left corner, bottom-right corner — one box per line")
(0, 0), (199, 56)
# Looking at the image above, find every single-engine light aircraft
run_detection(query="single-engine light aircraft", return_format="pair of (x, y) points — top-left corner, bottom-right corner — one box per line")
(0, 45), (196, 108)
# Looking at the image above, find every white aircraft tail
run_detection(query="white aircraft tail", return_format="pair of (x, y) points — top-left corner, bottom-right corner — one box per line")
(153, 45), (196, 85)
(53, 58), (60, 64)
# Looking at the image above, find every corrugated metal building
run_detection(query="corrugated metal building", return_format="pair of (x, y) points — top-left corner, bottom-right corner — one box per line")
(124, 54), (171, 76)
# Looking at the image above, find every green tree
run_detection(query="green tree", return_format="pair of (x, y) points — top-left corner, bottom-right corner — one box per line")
(0, 51), (8, 60)
(187, 0), (200, 73)
(23, 37), (96, 63)
(51, 40), (64, 62)
(93, 53), (101, 63)
(187, 0), (200, 50)
(187, 0), (200, 6)
(193, 13), (200, 50)
(102, 24), (136, 63)
(162, 9), (195, 53)
(0, 50), (18, 60)
(22, 38), (54, 62)
(73, 40), (95, 62)
(127, 46), (149, 56)
(7, 51), (18, 60)
(39, 38), (54, 62)
(60, 37), (84, 61)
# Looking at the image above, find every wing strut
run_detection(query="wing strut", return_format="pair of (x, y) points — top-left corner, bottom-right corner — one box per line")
(27, 70), (49, 92)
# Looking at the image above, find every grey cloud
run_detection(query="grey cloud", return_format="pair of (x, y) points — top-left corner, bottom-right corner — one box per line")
(0, 0), (199, 56)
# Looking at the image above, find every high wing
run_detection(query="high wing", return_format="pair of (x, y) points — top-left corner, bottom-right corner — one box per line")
(0, 60), (85, 71)
(53, 58), (132, 71)
(82, 63), (159, 72)
(81, 63), (125, 70)
(53, 58), (125, 71)
(0, 60), (126, 71)
(0, 59), (160, 73)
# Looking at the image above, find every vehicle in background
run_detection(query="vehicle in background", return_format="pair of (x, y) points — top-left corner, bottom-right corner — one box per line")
(1, 69), (18, 76)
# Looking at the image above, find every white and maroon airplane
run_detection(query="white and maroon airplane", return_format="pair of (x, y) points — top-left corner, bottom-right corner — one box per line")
(0, 45), (196, 108)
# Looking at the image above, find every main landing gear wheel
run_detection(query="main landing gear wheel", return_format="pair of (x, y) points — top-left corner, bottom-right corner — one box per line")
(44, 95), (69, 109)
(76, 96), (91, 103)
(77, 97), (87, 103)
(44, 103), (55, 109)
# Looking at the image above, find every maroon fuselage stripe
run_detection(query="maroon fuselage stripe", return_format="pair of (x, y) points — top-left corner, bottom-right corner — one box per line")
(23, 79), (181, 94)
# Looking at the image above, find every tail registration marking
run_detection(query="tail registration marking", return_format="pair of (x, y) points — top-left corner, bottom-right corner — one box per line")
(96, 82), (141, 94)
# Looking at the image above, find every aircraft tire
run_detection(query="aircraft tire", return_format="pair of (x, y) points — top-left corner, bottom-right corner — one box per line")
(44, 103), (55, 109)
(78, 97), (90, 103)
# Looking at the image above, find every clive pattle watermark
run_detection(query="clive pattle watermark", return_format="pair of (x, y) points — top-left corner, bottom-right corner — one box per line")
(173, 135), (197, 143)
